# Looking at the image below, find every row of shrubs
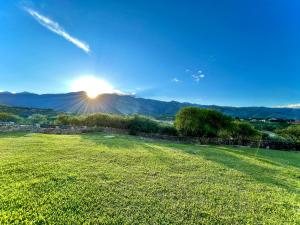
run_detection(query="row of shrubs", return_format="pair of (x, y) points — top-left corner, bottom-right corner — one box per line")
(1, 107), (299, 150)
(54, 107), (260, 140)
(0, 108), (271, 140)
(56, 114), (178, 136)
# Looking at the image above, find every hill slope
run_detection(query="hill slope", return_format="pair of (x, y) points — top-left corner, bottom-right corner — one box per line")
(0, 104), (57, 117)
(0, 133), (299, 224)
(0, 91), (300, 119)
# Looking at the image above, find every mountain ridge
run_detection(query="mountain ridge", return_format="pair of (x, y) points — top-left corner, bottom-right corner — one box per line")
(0, 91), (299, 119)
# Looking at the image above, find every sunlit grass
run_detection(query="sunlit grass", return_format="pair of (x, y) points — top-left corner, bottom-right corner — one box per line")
(0, 132), (299, 224)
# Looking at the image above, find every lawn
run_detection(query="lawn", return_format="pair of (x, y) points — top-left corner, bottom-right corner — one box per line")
(0, 132), (299, 224)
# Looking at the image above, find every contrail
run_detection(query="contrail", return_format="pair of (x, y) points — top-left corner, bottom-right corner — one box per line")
(24, 7), (90, 53)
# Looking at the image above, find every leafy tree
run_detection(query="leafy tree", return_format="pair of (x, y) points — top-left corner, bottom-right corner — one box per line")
(0, 112), (20, 123)
(128, 115), (160, 135)
(82, 113), (130, 129)
(230, 121), (261, 140)
(277, 125), (300, 142)
(175, 107), (232, 137)
(56, 114), (72, 125)
(28, 114), (48, 125)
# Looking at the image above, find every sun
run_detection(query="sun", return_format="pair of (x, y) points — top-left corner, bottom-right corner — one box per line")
(71, 76), (118, 99)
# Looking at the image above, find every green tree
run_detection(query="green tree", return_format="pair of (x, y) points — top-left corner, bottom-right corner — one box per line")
(128, 115), (160, 135)
(29, 114), (48, 125)
(230, 121), (261, 140)
(277, 125), (300, 142)
(0, 112), (20, 123)
(56, 114), (72, 125)
(175, 107), (232, 137)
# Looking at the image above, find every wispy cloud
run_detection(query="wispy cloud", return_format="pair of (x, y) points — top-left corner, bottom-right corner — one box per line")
(276, 103), (300, 108)
(192, 71), (205, 82)
(23, 7), (90, 53)
(172, 78), (180, 82)
(186, 68), (205, 82)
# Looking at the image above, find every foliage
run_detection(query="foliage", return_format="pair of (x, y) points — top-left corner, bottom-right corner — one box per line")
(250, 121), (289, 132)
(28, 114), (48, 125)
(277, 125), (300, 142)
(55, 113), (177, 136)
(230, 121), (261, 140)
(56, 114), (73, 126)
(0, 112), (21, 122)
(83, 113), (130, 129)
(128, 115), (160, 135)
(175, 107), (232, 137)
(0, 105), (57, 117)
(0, 133), (299, 224)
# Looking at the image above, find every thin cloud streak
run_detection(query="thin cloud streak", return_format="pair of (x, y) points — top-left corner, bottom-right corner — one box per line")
(172, 78), (180, 82)
(24, 7), (90, 53)
(276, 103), (300, 108)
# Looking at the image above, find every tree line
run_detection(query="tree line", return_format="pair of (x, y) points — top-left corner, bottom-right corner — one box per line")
(0, 107), (299, 144)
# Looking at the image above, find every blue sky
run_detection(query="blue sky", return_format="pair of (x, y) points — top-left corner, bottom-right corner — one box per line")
(0, 0), (299, 107)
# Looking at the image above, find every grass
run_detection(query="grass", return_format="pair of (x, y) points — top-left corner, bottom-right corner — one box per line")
(0, 132), (299, 224)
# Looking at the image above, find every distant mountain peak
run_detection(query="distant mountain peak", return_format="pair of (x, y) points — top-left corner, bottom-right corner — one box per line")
(0, 91), (299, 119)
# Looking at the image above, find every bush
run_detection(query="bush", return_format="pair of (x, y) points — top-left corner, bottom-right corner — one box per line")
(55, 113), (177, 136)
(56, 115), (73, 126)
(82, 113), (130, 129)
(230, 121), (261, 140)
(175, 107), (232, 137)
(0, 112), (21, 123)
(56, 113), (130, 129)
(277, 125), (300, 142)
(128, 115), (178, 136)
(251, 121), (289, 131)
(128, 115), (160, 135)
(158, 124), (178, 136)
(28, 114), (48, 125)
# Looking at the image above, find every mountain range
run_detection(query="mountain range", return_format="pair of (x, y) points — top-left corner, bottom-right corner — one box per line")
(0, 91), (299, 120)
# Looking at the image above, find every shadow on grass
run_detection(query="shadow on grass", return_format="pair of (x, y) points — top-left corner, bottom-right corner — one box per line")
(80, 133), (299, 194)
(170, 144), (300, 194)
(80, 132), (142, 149)
(0, 131), (29, 138)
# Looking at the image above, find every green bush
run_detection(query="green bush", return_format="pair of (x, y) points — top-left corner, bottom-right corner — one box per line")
(82, 113), (130, 129)
(128, 115), (160, 135)
(28, 114), (48, 125)
(277, 125), (300, 142)
(230, 121), (261, 140)
(175, 107), (232, 137)
(56, 114), (73, 126)
(0, 112), (21, 123)
(251, 121), (289, 131)
(128, 115), (178, 136)
(158, 124), (178, 136)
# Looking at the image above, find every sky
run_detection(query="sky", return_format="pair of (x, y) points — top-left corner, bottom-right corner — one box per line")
(0, 0), (299, 107)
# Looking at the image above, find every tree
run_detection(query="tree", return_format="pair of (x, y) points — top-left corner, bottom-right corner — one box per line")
(56, 114), (72, 125)
(29, 114), (48, 125)
(229, 121), (260, 140)
(277, 125), (300, 142)
(0, 112), (20, 123)
(128, 115), (160, 135)
(175, 107), (232, 137)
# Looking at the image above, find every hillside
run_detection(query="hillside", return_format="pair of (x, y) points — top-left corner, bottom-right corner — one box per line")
(0, 91), (300, 119)
(0, 104), (57, 117)
(0, 132), (299, 224)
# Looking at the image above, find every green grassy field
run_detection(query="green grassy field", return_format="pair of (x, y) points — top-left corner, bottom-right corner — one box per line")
(0, 132), (299, 224)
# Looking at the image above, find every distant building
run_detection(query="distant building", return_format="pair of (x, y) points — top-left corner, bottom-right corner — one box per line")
(269, 118), (286, 122)
(290, 120), (300, 125)
(0, 121), (15, 126)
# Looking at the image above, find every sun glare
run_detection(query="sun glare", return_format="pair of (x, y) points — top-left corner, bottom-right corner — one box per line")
(71, 76), (117, 99)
